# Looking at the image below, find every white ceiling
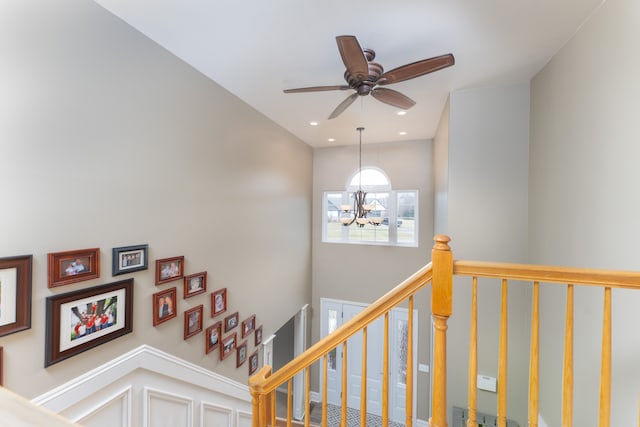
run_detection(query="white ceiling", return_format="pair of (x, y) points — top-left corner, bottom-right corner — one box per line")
(93, 0), (604, 147)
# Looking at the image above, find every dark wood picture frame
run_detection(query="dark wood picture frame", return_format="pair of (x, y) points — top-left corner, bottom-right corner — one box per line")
(152, 287), (177, 326)
(112, 244), (148, 276)
(205, 321), (222, 355)
(184, 271), (207, 299)
(248, 349), (259, 375)
(241, 314), (256, 338)
(155, 256), (184, 285)
(254, 325), (263, 346)
(0, 255), (32, 337)
(0, 346), (3, 386)
(48, 248), (99, 288)
(210, 287), (227, 317)
(236, 341), (248, 368)
(224, 311), (239, 333)
(184, 305), (203, 340)
(45, 279), (133, 367)
(220, 332), (237, 360)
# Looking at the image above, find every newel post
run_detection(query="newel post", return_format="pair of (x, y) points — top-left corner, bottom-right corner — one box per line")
(430, 235), (453, 427)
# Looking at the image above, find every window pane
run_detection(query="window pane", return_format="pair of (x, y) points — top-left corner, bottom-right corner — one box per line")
(397, 191), (417, 244)
(325, 192), (343, 241)
(397, 319), (408, 385)
(328, 310), (338, 370)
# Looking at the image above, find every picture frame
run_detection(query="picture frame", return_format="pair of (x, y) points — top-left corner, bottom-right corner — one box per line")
(155, 256), (184, 285)
(184, 272), (206, 299)
(236, 341), (248, 368)
(205, 321), (222, 354)
(0, 255), (32, 337)
(224, 311), (239, 333)
(184, 305), (203, 340)
(248, 349), (259, 375)
(45, 278), (133, 367)
(152, 287), (177, 326)
(210, 288), (227, 317)
(241, 314), (255, 338)
(254, 325), (263, 346)
(48, 248), (99, 288)
(112, 244), (148, 276)
(0, 346), (3, 386)
(220, 332), (237, 360)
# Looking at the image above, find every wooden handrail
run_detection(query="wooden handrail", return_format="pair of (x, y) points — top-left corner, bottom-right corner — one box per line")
(249, 262), (433, 395)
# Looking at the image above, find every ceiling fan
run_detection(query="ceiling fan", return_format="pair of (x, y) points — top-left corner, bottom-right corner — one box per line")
(283, 35), (455, 119)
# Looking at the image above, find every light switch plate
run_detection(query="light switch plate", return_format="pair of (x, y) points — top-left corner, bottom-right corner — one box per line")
(477, 374), (497, 392)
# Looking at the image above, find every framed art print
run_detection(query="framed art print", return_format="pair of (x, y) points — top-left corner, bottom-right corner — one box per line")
(220, 332), (237, 360)
(205, 321), (222, 355)
(224, 311), (239, 333)
(184, 272), (206, 298)
(48, 248), (99, 288)
(45, 279), (133, 367)
(153, 287), (177, 326)
(155, 256), (184, 285)
(210, 288), (227, 317)
(236, 341), (247, 368)
(0, 255), (32, 337)
(241, 314), (255, 338)
(184, 305), (203, 340)
(112, 244), (148, 276)
(254, 325), (263, 346)
(248, 349), (259, 375)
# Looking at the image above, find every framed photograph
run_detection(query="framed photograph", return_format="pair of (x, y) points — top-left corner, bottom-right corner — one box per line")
(224, 311), (239, 333)
(45, 279), (133, 367)
(0, 255), (32, 337)
(184, 272), (206, 298)
(0, 346), (3, 386)
(48, 248), (99, 288)
(254, 325), (263, 346)
(220, 332), (237, 360)
(236, 341), (248, 368)
(152, 287), (177, 326)
(210, 288), (227, 317)
(112, 244), (148, 276)
(205, 321), (222, 355)
(155, 256), (184, 285)
(248, 349), (259, 375)
(241, 314), (255, 338)
(184, 305), (203, 340)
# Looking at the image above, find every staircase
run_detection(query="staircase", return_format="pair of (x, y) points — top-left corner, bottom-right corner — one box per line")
(249, 235), (640, 427)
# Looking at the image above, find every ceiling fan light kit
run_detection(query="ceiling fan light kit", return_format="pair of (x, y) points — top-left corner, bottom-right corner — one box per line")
(284, 35), (455, 119)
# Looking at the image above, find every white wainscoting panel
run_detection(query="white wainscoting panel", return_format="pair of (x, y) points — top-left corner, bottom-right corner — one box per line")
(33, 345), (252, 427)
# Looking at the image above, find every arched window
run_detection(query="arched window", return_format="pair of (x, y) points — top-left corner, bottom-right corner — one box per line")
(323, 167), (418, 246)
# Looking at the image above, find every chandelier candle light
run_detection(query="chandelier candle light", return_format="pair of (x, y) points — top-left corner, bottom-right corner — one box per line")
(340, 127), (384, 227)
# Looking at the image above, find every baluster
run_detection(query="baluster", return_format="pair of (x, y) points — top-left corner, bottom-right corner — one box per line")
(599, 287), (612, 427)
(562, 284), (573, 427)
(361, 326), (368, 427)
(383, 312), (390, 427)
(322, 355), (328, 427)
(341, 341), (347, 427)
(250, 390), (260, 427)
(497, 279), (508, 427)
(529, 281), (539, 427)
(259, 394), (267, 427)
(467, 277), (478, 427)
(407, 295), (414, 427)
(305, 367), (310, 427)
(287, 379), (293, 427)
(271, 389), (276, 427)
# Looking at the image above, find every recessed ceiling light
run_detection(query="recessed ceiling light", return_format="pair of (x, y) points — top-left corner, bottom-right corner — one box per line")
(328, 138), (335, 142)
(399, 131), (407, 135)
(309, 121), (318, 126)
(396, 111), (407, 116)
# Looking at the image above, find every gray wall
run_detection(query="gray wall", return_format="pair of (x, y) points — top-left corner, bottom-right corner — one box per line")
(0, 0), (312, 398)
(311, 139), (434, 420)
(442, 83), (531, 426)
(530, 0), (640, 424)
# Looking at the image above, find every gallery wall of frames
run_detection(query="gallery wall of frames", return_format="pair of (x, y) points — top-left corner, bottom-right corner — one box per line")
(0, 244), (263, 384)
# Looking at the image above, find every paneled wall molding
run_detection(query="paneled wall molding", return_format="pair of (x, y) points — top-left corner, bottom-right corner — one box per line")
(32, 345), (251, 414)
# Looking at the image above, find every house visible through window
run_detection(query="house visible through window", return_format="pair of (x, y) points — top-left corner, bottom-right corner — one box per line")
(323, 167), (418, 246)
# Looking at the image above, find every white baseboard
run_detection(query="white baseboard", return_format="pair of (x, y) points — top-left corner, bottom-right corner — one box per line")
(309, 391), (321, 403)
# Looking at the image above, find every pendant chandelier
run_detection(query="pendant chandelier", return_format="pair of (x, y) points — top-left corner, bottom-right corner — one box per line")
(339, 127), (384, 228)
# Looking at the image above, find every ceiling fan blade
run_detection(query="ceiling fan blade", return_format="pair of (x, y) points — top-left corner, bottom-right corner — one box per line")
(371, 87), (416, 110)
(336, 35), (369, 81)
(283, 85), (351, 93)
(378, 53), (455, 85)
(328, 92), (359, 119)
